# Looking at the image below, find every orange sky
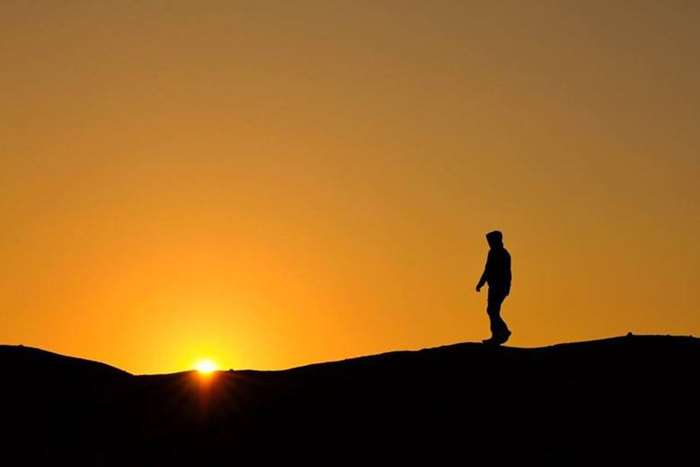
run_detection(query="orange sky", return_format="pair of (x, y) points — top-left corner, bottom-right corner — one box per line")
(2, 1), (698, 374)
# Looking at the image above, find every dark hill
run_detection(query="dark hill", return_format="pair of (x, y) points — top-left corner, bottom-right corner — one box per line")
(1, 335), (698, 465)
(0, 345), (130, 378)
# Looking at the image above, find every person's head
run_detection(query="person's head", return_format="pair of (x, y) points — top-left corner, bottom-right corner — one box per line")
(486, 230), (503, 249)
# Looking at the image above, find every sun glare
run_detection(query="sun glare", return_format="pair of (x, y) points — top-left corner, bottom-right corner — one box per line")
(194, 359), (218, 374)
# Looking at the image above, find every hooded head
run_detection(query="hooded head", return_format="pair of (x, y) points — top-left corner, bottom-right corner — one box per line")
(486, 230), (504, 249)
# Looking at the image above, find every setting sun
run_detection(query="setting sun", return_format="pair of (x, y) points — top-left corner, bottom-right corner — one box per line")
(1, 0), (699, 377)
(194, 359), (218, 374)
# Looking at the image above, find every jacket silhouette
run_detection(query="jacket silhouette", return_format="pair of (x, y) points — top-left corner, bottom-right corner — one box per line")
(476, 230), (512, 344)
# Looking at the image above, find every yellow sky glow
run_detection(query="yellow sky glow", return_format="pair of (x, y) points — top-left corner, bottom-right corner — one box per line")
(1, 1), (698, 374)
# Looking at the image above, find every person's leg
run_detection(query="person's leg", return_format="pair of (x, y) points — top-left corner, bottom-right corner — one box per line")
(487, 291), (509, 338)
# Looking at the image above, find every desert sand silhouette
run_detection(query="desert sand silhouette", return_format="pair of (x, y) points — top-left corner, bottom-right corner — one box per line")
(1, 335), (698, 465)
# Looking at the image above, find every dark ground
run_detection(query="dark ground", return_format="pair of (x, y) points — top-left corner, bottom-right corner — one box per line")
(1, 334), (698, 465)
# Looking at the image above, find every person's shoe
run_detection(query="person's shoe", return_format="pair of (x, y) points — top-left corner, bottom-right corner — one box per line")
(494, 330), (512, 345)
(481, 336), (499, 345)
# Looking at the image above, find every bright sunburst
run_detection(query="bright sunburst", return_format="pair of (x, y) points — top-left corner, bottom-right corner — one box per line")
(194, 358), (218, 374)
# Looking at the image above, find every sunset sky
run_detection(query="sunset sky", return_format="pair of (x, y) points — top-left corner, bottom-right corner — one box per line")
(2, 1), (698, 374)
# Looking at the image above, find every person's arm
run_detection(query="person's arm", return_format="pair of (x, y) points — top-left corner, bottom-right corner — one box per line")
(476, 252), (491, 292)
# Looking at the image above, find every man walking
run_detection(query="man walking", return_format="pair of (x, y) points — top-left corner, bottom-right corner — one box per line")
(476, 230), (512, 345)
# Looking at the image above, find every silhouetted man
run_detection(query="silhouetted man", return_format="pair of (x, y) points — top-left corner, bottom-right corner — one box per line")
(476, 230), (512, 345)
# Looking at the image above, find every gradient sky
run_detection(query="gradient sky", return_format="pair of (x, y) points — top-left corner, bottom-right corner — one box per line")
(2, 1), (699, 374)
